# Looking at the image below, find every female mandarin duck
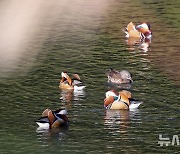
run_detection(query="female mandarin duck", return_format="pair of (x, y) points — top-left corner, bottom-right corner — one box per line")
(35, 108), (69, 129)
(59, 72), (86, 91)
(123, 22), (152, 39)
(106, 68), (133, 84)
(104, 90), (142, 110)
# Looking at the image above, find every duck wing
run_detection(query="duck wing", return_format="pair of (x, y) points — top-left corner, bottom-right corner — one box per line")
(35, 116), (49, 123)
(127, 22), (136, 32)
(107, 69), (120, 77)
(72, 79), (86, 90)
(107, 69), (122, 82)
(129, 99), (143, 110)
(72, 74), (81, 81)
(54, 113), (69, 125)
(73, 79), (83, 85)
(35, 116), (50, 128)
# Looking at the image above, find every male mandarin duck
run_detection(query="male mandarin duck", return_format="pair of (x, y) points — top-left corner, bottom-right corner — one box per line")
(123, 22), (152, 39)
(104, 90), (142, 110)
(35, 108), (69, 129)
(106, 68), (133, 84)
(59, 72), (86, 91)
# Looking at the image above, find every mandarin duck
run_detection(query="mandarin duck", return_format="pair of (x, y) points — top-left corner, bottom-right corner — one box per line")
(123, 22), (152, 39)
(59, 72), (86, 91)
(35, 108), (69, 129)
(104, 90), (142, 110)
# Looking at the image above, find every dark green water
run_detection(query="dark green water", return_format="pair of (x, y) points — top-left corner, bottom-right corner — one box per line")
(0, 0), (179, 153)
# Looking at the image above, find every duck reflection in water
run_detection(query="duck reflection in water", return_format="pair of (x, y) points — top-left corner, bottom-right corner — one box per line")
(60, 88), (86, 103)
(126, 37), (151, 52)
(104, 110), (130, 133)
(104, 109), (141, 134)
(106, 81), (132, 90)
(36, 126), (69, 141)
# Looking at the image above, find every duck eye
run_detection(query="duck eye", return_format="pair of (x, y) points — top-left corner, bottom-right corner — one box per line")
(127, 74), (131, 78)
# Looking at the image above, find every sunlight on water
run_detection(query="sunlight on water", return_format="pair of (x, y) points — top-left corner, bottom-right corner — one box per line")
(0, 0), (109, 78)
(0, 1), (44, 76)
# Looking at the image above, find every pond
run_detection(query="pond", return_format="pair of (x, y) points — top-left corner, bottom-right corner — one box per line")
(0, 0), (179, 153)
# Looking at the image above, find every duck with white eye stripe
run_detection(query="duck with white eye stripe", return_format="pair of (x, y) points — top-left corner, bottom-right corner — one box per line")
(123, 22), (152, 39)
(104, 90), (142, 110)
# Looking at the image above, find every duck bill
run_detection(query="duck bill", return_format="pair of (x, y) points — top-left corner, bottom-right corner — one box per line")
(130, 78), (133, 83)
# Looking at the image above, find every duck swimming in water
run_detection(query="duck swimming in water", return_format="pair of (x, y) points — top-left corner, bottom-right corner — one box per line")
(123, 22), (152, 39)
(104, 90), (142, 110)
(35, 108), (69, 129)
(59, 72), (86, 91)
(106, 69), (133, 84)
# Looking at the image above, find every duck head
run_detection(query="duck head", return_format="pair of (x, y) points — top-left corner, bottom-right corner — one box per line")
(136, 23), (150, 30)
(136, 23), (152, 38)
(105, 90), (118, 98)
(120, 70), (133, 83)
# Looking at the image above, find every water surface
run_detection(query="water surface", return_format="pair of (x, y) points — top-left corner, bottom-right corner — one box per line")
(0, 0), (179, 153)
